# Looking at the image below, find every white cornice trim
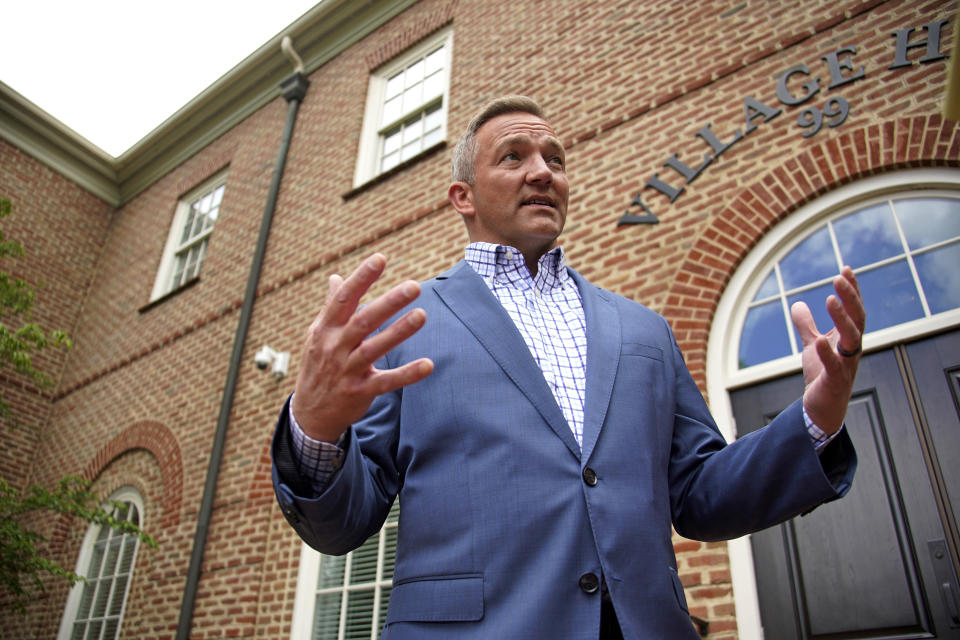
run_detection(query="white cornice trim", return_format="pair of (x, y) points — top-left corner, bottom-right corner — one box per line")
(0, 80), (120, 205)
(1, 0), (422, 207)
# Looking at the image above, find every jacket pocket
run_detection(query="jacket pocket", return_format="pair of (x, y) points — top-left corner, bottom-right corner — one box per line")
(385, 574), (484, 624)
(622, 342), (663, 361)
(669, 567), (689, 613)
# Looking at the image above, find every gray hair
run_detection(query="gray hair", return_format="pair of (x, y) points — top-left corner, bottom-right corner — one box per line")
(451, 95), (547, 184)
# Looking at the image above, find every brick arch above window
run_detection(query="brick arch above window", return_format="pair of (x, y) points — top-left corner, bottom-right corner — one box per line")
(80, 421), (183, 529)
(664, 114), (960, 390)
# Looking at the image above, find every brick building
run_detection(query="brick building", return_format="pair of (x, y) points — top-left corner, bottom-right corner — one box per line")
(1, 0), (957, 638)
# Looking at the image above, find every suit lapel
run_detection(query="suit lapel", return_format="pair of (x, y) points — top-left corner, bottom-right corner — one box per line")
(432, 261), (581, 460)
(569, 269), (621, 463)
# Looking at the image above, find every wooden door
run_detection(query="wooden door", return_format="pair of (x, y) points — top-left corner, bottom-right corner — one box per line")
(730, 330), (960, 639)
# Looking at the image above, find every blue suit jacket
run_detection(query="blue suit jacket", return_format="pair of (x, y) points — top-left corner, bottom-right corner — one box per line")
(272, 260), (856, 639)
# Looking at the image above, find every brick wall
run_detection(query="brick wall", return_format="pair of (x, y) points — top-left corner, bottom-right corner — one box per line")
(0, 140), (112, 491)
(1, 0), (955, 638)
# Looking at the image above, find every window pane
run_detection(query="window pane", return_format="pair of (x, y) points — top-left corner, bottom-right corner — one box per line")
(91, 580), (112, 618)
(102, 617), (119, 640)
(401, 140), (421, 162)
(422, 127), (443, 149)
(402, 85), (422, 115)
(787, 282), (837, 351)
(76, 580), (96, 619)
(424, 47), (444, 75)
(381, 151), (400, 173)
(180, 209), (196, 245)
(382, 128), (401, 155)
(423, 72), (444, 101)
(171, 255), (186, 289)
(896, 197), (960, 250)
(401, 117), (423, 144)
(190, 202), (207, 239)
(86, 620), (103, 640)
(118, 538), (137, 574)
(857, 261), (924, 331)
(405, 59), (424, 86)
(779, 226), (838, 290)
(313, 592), (342, 638)
(381, 95), (402, 127)
(832, 203), (901, 269)
(914, 241), (960, 314)
(752, 269), (779, 302)
(739, 301), (791, 368)
(423, 104), (443, 132)
(349, 542), (380, 585)
(107, 575), (128, 616)
(102, 538), (122, 576)
(318, 555), (346, 591)
(343, 590), (375, 640)
(384, 72), (404, 99)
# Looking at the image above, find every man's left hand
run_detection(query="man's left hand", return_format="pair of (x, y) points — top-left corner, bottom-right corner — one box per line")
(791, 266), (866, 435)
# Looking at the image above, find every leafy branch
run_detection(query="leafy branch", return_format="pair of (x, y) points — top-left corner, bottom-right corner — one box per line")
(0, 476), (157, 614)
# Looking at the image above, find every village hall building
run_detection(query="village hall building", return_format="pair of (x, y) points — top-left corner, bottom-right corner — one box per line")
(1, 0), (958, 638)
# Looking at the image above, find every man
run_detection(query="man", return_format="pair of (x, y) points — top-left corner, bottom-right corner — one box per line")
(272, 96), (863, 639)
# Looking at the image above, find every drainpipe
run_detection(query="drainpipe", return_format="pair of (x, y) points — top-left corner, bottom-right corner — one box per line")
(176, 37), (309, 640)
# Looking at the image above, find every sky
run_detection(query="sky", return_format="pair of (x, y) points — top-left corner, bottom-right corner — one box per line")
(2, 0), (320, 157)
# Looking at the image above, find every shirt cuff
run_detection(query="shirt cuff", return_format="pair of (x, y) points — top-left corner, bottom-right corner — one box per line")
(803, 405), (841, 453)
(288, 396), (346, 492)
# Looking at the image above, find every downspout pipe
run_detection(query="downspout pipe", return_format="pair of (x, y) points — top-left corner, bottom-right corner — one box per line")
(176, 39), (309, 640)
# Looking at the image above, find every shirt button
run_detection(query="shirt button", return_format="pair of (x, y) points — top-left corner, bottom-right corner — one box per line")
(582, 467), (598, 486)
(579, 572), (600, 594)
(504, 250), (513, 261)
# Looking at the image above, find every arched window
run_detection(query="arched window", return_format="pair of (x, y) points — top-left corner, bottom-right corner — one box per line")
(706, 168), (960, 639)
(738, 193), (960, 369)
(57, 487), (144, 640)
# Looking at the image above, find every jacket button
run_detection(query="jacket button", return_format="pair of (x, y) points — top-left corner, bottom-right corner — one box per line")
(582, 467), (598, 486)
(579, 572), (600, 594)
(283, 506), (300, 525)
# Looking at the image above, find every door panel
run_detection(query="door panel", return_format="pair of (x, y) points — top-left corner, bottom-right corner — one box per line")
(906, 332), (960, 531)
(730, 332), (960, 639)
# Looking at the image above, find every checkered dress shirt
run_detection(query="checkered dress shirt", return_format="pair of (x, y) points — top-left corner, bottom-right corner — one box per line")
(463, 242), (588, 446)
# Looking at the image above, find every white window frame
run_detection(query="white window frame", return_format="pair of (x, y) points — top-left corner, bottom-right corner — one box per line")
(57, 487), (145, 640)
(705, 168), (960, 639)
(149, 169), (228, 301)
(353, 28), (453, 187)
(290, 507), (399, 640)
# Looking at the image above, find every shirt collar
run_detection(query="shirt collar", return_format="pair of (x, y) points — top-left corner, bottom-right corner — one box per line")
(464, 242), (570, 294)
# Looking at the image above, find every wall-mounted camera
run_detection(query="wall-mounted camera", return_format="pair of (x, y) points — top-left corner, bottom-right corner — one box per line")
(254, 346), (290, 380)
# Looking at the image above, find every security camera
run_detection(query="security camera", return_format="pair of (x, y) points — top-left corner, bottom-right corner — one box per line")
(255, 347), (273, 370)
(254, 346), (290, 379)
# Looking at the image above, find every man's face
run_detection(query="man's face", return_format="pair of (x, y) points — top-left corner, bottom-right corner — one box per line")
(456, 112), (569, 258)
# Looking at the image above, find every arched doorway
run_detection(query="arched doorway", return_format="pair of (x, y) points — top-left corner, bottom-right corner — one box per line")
(708, 169), (960, 639)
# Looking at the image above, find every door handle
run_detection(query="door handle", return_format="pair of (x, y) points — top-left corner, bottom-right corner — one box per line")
(928, 539), (960, 627)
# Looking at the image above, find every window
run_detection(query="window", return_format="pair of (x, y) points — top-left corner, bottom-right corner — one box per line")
(291, 503), (399, 640)
(354, 29), (452, 185)
(58, 488), (144, 640)
(150, 170), (227, 300)
(737, 192), (960, 369)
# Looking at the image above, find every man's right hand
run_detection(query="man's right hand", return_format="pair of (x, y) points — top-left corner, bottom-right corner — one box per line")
(291, 253), (434, 443)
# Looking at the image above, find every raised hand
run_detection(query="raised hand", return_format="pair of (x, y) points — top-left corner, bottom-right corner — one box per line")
(791, 266), (866, 435)
(291, 254), (434, 442)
